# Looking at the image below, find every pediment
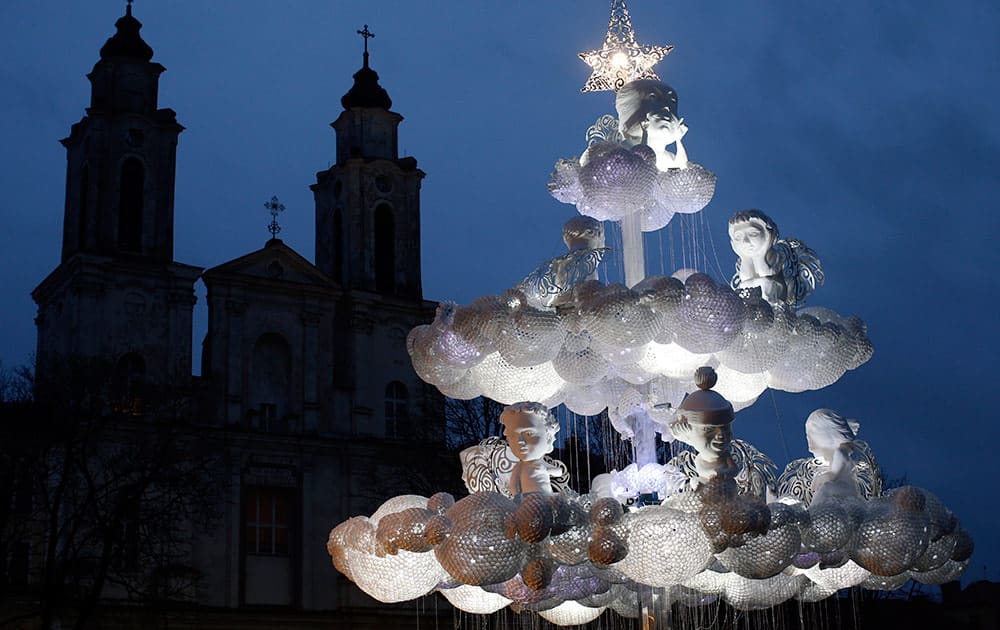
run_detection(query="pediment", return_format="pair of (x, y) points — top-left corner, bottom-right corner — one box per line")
(203, 239), (334, 289)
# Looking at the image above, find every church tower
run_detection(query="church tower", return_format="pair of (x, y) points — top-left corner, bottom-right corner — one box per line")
(61, 2), (182, 263)
(312, 29), (425, 299)
(32, 3), (201, 403)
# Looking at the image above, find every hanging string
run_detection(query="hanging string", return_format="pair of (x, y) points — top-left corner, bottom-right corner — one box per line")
(701, 207), (729, 281)
(768, 389), (791, 465)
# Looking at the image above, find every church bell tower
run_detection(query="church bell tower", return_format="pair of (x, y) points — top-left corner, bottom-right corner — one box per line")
(32, 3), (201, 400)
(60, 1), (182, 262)
(312, 27), (425, 299)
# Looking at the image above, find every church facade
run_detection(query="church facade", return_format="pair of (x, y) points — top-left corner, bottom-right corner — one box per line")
(25, 5), (447, 625)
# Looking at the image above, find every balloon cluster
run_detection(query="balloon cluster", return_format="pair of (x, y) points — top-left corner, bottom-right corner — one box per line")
(407, 274), (873, 414)
(327, 481), (971, 624)
(549, 142), (716, 231)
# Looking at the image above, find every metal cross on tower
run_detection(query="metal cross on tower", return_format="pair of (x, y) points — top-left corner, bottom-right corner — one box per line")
(265, 196), (285, 240)
(357, 24), (375, 54)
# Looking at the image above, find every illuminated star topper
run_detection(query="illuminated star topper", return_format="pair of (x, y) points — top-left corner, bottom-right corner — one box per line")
(579, 0), (673, 92)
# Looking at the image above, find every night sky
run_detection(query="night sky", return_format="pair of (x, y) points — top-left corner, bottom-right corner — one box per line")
(1, 2), (998, 587)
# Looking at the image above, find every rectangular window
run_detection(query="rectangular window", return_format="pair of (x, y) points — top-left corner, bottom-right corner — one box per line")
(384, 382), (409, 438)
(259, 404), (277, 432)
(244, 488), (290, 555)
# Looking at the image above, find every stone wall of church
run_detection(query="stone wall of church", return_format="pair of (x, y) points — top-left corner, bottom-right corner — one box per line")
(34, 256), (200, 394)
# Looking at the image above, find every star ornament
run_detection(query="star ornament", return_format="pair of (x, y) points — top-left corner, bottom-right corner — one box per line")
(579, 0), (673, 92)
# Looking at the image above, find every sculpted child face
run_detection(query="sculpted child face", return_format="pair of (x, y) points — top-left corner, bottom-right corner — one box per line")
(806, 418), (840, 463)
(616, 79), (679, 140)
(502, 410), (555, 462)
(729, 219), (772, 258)
(805, 428), (827, 462)
(671, 415), (733, 458)
(804, 409), (858, 464)
(695, 423), (732, 457)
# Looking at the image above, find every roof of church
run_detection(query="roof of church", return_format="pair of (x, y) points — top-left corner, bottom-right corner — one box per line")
(100, 4), (154, 61)
(202, 239), (337, 290)
(341, 53), (392, 110)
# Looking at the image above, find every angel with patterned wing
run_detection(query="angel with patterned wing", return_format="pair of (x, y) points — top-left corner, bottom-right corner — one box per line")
(775, 408), (882, 506)
(728, 209), (824, 309)
(459, 403), (571, 497)
(518, 216), (610, 309)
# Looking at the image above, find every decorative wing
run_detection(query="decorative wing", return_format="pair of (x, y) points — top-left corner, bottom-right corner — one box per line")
(852, 440), (882, 499)
(775, 457), (820, 504)
(666, 449), (697, 486)
(519, 247), (610, 309)
(666, 439), (775, 498)
(562, 247), (610, 288)
(586, 114), (625, 147)
(774, 238), (824, 309)
(460, 437), (512, 495)
(730, 439), (778, 499)
(519, 260), (561, 307)
(547, 458), (573, 494)
(459, 436), (572, 497)
(775, 440), (881, 506)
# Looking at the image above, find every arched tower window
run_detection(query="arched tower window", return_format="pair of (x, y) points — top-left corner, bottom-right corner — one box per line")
(374, 203), (395, 293)
(385, 381), (409, 438)
(115, 352), (145, 415)
(250, 333), (292, 432)
(78, 164), (90, 251)
(118, 158), (144, 252)
(333, 207), (344, 284)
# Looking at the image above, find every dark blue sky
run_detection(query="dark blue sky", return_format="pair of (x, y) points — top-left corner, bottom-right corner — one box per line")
(1, 2), (998, 585)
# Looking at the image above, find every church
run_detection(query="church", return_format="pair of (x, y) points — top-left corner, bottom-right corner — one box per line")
(24, 3), (449, 626)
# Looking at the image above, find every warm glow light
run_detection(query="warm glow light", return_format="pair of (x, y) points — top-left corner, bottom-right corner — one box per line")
(578, 0), (673, 92)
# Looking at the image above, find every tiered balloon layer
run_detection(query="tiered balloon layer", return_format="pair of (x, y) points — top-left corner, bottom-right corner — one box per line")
(328, 482), (971, 622)
(407, 274), (873, 415)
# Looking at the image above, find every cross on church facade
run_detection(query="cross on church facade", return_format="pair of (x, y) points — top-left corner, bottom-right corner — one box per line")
(265, 195), (285, 239)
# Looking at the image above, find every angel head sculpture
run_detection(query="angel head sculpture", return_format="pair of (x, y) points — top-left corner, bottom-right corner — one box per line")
(805, 408), (860, 464)
(804, 408), (863, 504)
(562, 215), (605, 251)
(774, 408), (882, 506)
(500, 402), (562, 495)
(728, 209), (824, 308)
(501, 402), (558, 462)
(669, 367), (738, 485)
(616, 79), (688, 170)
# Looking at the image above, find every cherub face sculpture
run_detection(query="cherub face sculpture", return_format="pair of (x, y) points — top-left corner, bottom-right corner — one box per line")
(730, 221), (770, 258)
(616, 79), (680, 142)
(728, 210), (777, 260)
(671, 415), (733, 458)
(501, 402), (558, 462)
(805, 408), (858, 464)
(562, 216), (605, 251)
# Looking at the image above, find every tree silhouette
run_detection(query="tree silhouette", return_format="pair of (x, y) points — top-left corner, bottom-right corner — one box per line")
(0, 357), (221, 630)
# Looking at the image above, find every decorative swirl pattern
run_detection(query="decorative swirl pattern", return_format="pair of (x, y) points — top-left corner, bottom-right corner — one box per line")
(776, 238), (824, 309)
(731, 439), (778, 499)
(586, 115), (624, 146)
(519, 247), (611, 309)
(666, 439), (775, 498)
(460, 436), (571, 497)
(775, 440), (882, 506)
